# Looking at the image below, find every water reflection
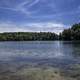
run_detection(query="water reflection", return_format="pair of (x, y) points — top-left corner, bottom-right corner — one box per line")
(0, 41), (80, 65)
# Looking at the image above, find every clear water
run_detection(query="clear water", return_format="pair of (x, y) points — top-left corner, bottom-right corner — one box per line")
(0, 41), (80, 69)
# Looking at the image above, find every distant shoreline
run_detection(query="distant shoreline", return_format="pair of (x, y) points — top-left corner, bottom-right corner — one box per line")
(0, 32), (58, 41)
(0, 23), (80, 41)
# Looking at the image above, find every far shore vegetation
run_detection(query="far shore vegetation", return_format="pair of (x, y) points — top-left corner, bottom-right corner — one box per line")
(0, 23), (80, 41)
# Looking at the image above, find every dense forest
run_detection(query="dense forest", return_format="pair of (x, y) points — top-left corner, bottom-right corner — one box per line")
(60, 23), (80, 40)
(0, 32), (58, 41)
(0, 23), (80, 41)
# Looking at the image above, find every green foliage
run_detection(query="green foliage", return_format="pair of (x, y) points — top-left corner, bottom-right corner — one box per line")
(60, 23), (80, 40)
(71, 23), (80, 31)
(0, 32), (58, 41)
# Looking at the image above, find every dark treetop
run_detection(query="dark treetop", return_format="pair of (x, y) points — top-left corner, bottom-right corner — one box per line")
(59, 23), (80, 40)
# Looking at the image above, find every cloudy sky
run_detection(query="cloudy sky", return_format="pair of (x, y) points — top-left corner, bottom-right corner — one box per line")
(0, 0), (80, 34)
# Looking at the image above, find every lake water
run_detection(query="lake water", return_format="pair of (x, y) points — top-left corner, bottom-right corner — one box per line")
(0, 41), (80, 69)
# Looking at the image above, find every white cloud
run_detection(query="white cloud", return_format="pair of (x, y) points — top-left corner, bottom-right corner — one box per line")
(27, 0), (40, 8)
(23, 22), (66, 34)
(0, 22), (68, 34)
(0, 0), (40, 16)
(0, 0), (79, 17)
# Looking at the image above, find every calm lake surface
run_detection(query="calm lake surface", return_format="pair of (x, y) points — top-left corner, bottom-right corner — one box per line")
(0, 41), (80, 69)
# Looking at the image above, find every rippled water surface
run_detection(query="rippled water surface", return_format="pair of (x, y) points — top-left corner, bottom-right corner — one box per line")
(0, 41), (80, 68)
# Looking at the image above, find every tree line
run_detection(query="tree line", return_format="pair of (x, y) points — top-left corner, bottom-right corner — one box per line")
(0, 32), (58, 41)
(0, 23), (80, 41)
(59, 23), (80, 40)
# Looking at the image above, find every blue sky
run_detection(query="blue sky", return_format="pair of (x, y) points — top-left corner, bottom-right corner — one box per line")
(0, 0), (80, 34)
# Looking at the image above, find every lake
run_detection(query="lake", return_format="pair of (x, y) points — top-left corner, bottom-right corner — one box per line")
(0, 41), (80, 80)
(0, 41), (80, 67)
